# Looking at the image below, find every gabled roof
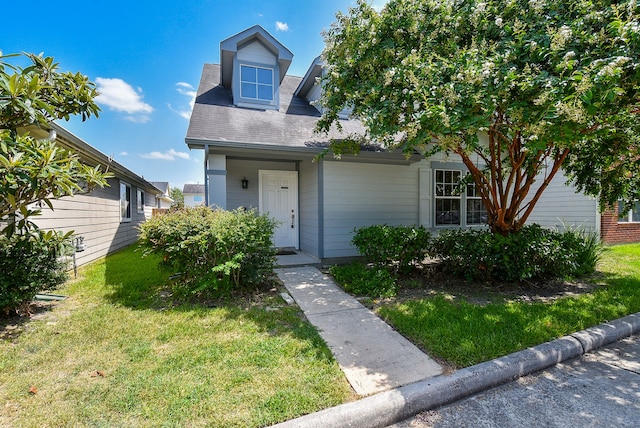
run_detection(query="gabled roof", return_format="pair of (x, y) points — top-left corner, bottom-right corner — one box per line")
(151, 182), (173, 203)
(185, 64), (366, 154)
(220, 25), (294, 89)
(150, 181), (170, 195)
(294, 55), (324, 100)
(183, 184), (205, 194)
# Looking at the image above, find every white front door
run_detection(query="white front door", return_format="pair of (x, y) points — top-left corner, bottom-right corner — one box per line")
(259, 170), (298, 248)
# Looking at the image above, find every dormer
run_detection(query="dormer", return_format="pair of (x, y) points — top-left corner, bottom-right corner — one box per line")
(220, 25), (293, 110)
(295, 55), (324, 111)
(295, 55), (351, 119)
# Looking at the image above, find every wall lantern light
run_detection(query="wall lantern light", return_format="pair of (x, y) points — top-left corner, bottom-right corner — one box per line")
(241, 177), (249, 189)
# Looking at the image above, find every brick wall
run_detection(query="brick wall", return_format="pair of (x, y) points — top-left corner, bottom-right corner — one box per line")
(601, 205), (640, 244)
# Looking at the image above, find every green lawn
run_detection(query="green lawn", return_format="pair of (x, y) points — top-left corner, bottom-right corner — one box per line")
(376, 244), (640, 368)
(0, 246), (353, 427)
(3, 243), (639, 427)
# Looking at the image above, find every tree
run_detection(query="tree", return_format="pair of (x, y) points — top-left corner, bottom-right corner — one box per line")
(318, 0), (640, 235)
(0, 52), (111, 236)
(169, 187), (184, 208)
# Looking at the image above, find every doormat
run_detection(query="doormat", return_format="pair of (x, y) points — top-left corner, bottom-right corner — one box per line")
(276, 250), (297, 256)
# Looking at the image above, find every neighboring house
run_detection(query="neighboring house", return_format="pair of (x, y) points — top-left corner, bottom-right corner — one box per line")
(150, 181), (174, 209)
(601, 202), (640, 244)
(26, 123), (161, 267)
(185, 25), (640, 261)
(183, 184), (205, 207)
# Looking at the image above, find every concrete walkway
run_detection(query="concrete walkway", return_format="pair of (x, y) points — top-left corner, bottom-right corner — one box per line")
(276, 266), (442, 396)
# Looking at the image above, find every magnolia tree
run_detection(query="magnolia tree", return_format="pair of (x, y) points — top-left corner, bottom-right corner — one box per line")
(0, 52), (110, 237)
(317, 0), (640, 235)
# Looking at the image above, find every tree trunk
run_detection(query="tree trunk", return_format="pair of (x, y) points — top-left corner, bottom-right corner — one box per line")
(454, 119), (570, 236)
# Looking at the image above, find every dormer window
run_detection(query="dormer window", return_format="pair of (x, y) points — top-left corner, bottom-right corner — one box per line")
(220, 25), (293, 111)
(240, 65), (274, 101)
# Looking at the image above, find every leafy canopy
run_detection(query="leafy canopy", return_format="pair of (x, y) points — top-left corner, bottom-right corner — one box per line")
(318, 0), (640, 234)
(170, 187), (185, 208)
(1, 52), (110, 236)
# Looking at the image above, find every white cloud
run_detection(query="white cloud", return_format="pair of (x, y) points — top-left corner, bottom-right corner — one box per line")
(168, 82), (196, 120)
(140, 149), (191, 161)
(275, 21), (289, 32)
(124, 114), (152, 124)
(95, 77), (154, 121)
(119, 151), (129, 156)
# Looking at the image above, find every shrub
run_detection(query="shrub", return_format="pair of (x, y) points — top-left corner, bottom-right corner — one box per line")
(329, 263), (397, 298)
(0, 232), (70, 314)
(559, 227), (603, 276)
(138, 207), (277, 296)
(430, 224), (602, 282)
(352, 224), (431, 273)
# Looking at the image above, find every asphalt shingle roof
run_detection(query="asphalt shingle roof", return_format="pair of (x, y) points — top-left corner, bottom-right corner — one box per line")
(183, 184), (205, 194)
(185, 64), (366, 149)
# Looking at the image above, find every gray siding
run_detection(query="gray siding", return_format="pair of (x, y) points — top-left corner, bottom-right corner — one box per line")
(526, 169), (598, 231)
(299, 159), (319, 256)
(226, 159), (297, 210)
(420, 155), (598, 232)
(30, 177), (150, 267)
(322, 161), (421, 258)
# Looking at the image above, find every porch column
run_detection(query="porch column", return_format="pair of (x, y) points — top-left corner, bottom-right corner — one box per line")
(206, 153), (227, 209)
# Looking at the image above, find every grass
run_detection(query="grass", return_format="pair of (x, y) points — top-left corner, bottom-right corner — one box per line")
(375, 244), (640, 368)
(3, 242), (639, 426)
(0, 246), (353, 427)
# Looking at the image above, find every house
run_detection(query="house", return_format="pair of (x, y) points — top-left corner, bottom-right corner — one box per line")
(183, 184), (205, 207)
(150, 181), (174, 209)
(185, 25), (640, 261)
(601, 202), (640, 244)
(26, 123), (161, 267)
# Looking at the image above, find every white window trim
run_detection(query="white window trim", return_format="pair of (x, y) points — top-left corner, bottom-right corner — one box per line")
(435, 169), (462, 226)
(239, 64), (274, 102)
(120, 181), (132, 223)
(434, 168), (487, 228)
(137, 189), (145, 214)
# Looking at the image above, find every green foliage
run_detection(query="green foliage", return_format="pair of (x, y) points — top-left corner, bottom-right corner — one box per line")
(318, 0), (640, 234)
(169, 187), (184, 208)
(0, 52), (110, 237)
(431, 224), (603, 282)
(352, 224), (430, 273)
(378, 243), (640, 368)
(0, 131), (110, 236)
(0, 232), (70, 313)
(0, 245), (351, 427)
(138, 207), (278, 296)
(0, 52), (108, 312)
(329, 263), (397, 298)
(558, 226), (603, 276)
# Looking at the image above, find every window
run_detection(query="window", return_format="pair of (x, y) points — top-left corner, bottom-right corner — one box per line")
(193, 195), (203, 203)
(240, 65), (274, 101)
(435, 169), (487, 227)
(435, 170), (461, 225)
(618, 201), (640, 223)
(466, 181), (487, 225)
(120, 181), (131, 222)
(137, 189), (145, 213)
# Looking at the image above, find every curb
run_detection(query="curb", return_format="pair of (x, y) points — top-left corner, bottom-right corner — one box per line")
(271, 312), (640, 428)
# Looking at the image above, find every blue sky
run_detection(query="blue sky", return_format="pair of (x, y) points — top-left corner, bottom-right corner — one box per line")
(2, 0), (386, 191)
